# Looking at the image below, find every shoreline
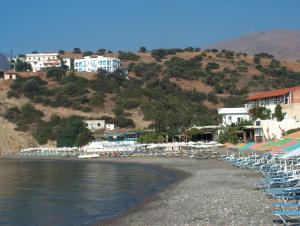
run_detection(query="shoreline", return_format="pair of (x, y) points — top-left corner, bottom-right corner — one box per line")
(95, 158), (274, 225)
(1, 156), (275, 225)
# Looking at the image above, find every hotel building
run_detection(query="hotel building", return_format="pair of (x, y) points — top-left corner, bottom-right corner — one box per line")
(25, 53), (61, 72)
(74, 55), (121, 73)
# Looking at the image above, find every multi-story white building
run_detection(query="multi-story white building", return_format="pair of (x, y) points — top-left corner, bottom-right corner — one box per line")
(218, 107), (250, 126)
(25, 53), (61, 72)
(74, 55), (121, 73)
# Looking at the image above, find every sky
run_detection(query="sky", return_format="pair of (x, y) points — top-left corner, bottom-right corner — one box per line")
(1, 0), (300, 55)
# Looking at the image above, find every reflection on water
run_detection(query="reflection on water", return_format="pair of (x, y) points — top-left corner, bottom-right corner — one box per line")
(0, 160), (176, 226)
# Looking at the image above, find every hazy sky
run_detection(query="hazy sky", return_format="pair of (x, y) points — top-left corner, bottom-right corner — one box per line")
(1, 0), (300, 55)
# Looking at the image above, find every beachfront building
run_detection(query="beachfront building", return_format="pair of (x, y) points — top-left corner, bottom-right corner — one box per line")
(245, 86), (300, 120)
(74, 55), (121, 73)
(104, 131), (143, 143)
(242, 118), (300, 143)
(245, 86), (300, 108)
(188, 125), (221, 142)
(218, 107), (250, 126)
(25, 53), (61, 72)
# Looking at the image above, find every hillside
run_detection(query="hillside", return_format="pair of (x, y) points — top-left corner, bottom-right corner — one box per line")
(2, 48), (300, 152)
(208, 30), (300, 60)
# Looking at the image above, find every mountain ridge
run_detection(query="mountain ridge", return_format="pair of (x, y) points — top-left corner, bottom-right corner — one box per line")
(208, 30), (300, 60)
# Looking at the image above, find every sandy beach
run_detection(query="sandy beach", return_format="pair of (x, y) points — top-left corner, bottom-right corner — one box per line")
(96, 158), (274, 226)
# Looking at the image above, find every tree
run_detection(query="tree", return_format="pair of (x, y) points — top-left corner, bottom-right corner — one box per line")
(273, 104), (285, 121)
(139, 47), (147, 53)
(45, 67), (66, 80)
(114, 117), (135, 128)
(56, 116), (88, 147)
(75, 130), (94, 147)
(184, 47), (194, 52)
(249, 106), (271, 120)
(118, 51), (140, 61)
(205, 62), (220, 71)
(137, 132), (164, 143)
(73, 48), (81, 54)
(97, 48), (106, 55)
(82, 51), (93, 57)
(58, 50), (65, 54)
(253, 55), (260, 64)
(207, 91), (218, 104)
(15, 60), (32, 72)
(70, 58), (75, 71)
(218, 120), (252, 144)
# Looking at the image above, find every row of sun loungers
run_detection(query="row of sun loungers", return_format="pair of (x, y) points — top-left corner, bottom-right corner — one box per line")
(222, 153), (300, 225)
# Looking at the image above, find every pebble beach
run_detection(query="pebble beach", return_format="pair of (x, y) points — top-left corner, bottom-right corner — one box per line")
(98, 158), (274, 226)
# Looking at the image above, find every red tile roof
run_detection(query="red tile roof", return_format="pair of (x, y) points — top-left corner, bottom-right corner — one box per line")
(246, 86), (300, 101)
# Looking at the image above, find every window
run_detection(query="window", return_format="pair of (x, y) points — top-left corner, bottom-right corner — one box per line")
(256, 121), (261, 126)
(237, 117), (241, 123)
(97, 123), (101, 127)
(228, 116), (232, 121)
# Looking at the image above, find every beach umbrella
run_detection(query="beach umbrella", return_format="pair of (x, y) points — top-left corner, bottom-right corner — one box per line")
(280, 147), (300, 159)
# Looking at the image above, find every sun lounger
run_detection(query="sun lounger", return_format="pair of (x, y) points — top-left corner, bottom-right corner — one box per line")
(272, 202), (300, 211)
(273, 210), (300, 225)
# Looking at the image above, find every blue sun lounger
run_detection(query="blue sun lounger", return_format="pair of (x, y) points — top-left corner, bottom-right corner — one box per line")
(273, 210), (300, 225)
(273, 202), (300, 211)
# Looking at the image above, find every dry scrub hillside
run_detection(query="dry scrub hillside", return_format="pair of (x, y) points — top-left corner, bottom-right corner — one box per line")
(2, 48), (300, 153)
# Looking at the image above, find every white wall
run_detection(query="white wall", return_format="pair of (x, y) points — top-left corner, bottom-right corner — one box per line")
(258, 118), (300, 140)
(84, 120), (105, 131)
(106, 124), (115, 130)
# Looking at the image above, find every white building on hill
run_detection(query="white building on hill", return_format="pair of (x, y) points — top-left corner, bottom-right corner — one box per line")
(218, 107), (250, 126)
(25, 53), (61, 72)
(74, 55), (121, 73)
(84, 119), (116, 131)
(84, 120), (106, 131)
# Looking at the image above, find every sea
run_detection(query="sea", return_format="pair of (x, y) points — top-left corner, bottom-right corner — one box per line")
(0, 159), (177, 226)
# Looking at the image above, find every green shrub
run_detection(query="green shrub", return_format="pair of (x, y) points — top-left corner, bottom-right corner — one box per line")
(45, 67), (66, 80)
(7, 90), (19, 98)
(138, 132), (165, 143)
(15, 60), (32, 72)
(206, 62), (220, 71)
(118, 51), (140, 61)
(207, 92), (218, 104)
(114, 117), (135, 128)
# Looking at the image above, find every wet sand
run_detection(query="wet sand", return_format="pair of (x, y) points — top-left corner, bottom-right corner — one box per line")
(97, 158), (274, 226)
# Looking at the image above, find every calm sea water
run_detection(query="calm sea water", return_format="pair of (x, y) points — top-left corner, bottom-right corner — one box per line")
(0, 160), (177, 226)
